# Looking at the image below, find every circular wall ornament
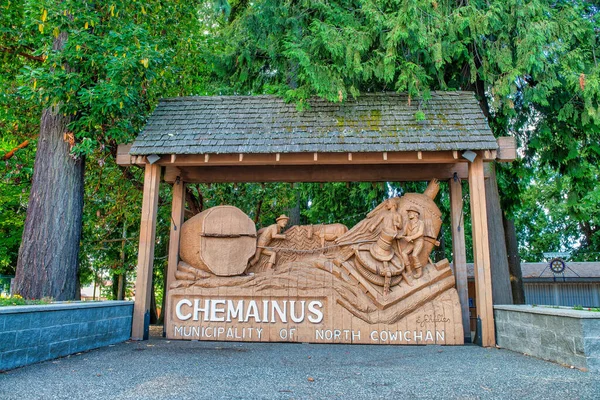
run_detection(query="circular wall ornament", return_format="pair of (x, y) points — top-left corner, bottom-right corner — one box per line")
(549, 258), (566, 274)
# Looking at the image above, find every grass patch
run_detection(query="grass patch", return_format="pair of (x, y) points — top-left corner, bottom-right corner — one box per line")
(0, 294), (53, 307)
(573, 305), (600, 312)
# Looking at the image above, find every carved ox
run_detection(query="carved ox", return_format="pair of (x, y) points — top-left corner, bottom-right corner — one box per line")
(309, 223), (348, 248)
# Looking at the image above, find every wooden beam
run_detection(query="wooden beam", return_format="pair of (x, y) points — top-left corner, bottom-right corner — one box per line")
(118, 150), (485, 167)
(449, 177), (471, 343)
(164, 178), (186, 338)
(115, 143), (509, 167)
(132, 164), (161, 340)
(116, 144), (132, 165)
(496, 137), (517, 162)
(164, 163), (474, 183)
(468, 156), (496, 347)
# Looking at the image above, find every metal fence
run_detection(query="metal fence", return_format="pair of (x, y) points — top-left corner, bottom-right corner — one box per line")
(524, 282), (600, 308)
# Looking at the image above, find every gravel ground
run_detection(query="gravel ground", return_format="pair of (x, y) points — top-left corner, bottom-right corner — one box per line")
(1, 328), (598, 400)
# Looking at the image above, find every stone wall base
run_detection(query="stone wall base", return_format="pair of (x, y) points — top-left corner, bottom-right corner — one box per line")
(0, 301), (133, 371)
(494, 305), (600, 372)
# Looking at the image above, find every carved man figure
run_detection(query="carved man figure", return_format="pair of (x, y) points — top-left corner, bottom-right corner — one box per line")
(250, 214), (289, 270)
(368, 198), (403, 234)
(398, 207), (425, 278)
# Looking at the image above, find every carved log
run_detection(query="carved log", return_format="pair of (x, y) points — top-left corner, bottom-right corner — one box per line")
(179, 206), (257, 276)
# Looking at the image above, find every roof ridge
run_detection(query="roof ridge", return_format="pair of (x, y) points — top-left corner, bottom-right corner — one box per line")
(158, 91), (477, 103)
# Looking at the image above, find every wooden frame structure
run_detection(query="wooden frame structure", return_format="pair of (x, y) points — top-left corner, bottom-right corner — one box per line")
(117, 140), (516, 347)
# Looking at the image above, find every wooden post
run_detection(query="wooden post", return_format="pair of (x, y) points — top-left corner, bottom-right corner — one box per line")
(163, 178), (186, 337)
(449, 177), (471, 343)
(131, 164), (161, 340)
(485, 163), (514, 305)
(468, 156), (496, 347)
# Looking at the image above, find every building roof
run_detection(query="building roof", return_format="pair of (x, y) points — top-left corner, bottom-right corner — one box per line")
(465, 262), (600, 280)
(129, 91), (497, 156)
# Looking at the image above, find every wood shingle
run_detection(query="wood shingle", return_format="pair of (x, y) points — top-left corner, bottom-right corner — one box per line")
(129, 91), (497, 155)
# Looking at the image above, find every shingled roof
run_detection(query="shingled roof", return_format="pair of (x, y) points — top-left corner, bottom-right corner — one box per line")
(466, 263), (600, 280)
(129, 91), (497, 156)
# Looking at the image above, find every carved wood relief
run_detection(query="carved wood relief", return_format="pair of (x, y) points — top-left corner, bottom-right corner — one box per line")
(168, 179), (464, 345)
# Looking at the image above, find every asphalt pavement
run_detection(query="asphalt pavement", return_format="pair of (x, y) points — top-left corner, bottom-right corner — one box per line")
(1, 327), (598, 400)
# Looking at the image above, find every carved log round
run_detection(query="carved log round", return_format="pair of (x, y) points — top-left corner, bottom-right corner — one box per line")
(179, 206), (257, 276)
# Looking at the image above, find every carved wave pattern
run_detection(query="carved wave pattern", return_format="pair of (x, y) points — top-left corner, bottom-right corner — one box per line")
(172, 256), (456, 325)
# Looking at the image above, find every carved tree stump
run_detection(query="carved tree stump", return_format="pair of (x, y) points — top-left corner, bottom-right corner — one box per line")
(179, 206), (256, 276)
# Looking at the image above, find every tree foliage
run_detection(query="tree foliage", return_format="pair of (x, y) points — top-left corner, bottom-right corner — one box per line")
(0, 0), (598, 297)
(0, 1), (40, 274)
(212, 0), (600, 256)
(1, 0), (213, 291)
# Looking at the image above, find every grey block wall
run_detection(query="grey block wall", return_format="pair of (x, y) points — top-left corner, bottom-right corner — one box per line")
(495, 305), (600, 372)
(0, 301), (133, 371)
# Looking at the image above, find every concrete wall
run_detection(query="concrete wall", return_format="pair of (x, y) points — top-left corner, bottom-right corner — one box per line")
(0, 301), (133, 371)
(495, 305), (600, 372)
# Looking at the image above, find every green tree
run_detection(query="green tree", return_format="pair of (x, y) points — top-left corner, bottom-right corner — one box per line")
(3, 0), (599, 302)
(0, 1), (40, 275)
(4, 1), (212, 299)
(211, 0), (599, 259)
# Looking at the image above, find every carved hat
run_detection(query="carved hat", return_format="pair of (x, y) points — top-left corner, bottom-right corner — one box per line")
(276, 214), (289, 222)
(369, 230), (395, 262)
(406, 206), (420, 214)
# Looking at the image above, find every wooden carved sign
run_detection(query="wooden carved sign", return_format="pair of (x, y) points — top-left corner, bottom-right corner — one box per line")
(168, 180), (464, 345)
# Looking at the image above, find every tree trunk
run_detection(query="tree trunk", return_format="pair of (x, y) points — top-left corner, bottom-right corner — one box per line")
(286, 196), (301, 227)
(92, 271), (97, 301)
(254, 197), (264, 224)
(158, 262), (167, 326)
(111, 273), (118, 299)
(13, 106), (85, 300)
(185, 186), (202, 216)
(117, 273), (126, 300)
(13, 32), (84, 301)
(503, 214), (526, 304)
(117, 220), (127, 300)
(150, 280), (158, 324)
(435, 235), (446, 263)
(485, 163), (513, 305)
